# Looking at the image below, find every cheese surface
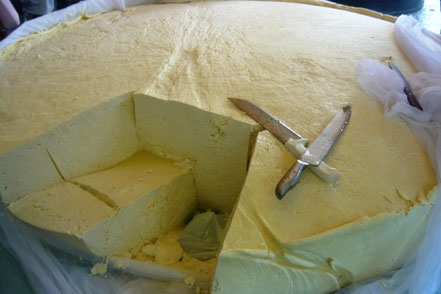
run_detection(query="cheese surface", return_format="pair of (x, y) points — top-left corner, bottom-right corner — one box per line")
(9, 151), (198, 256)
(0, 1), (437, 293)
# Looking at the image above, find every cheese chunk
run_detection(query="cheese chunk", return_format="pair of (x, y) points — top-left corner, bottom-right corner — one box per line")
(8, 182), (114, 237)
(8, 151), (197, 256)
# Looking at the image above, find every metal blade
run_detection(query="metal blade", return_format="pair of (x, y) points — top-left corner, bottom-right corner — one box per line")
(389, 62), (423, 111)
(228, 97), (302, 144)
(300, 105), (351, 166)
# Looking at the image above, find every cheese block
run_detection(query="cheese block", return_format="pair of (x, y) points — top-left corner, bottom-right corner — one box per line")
(9, 151), (198, 256)
(0, 1), (438, 293)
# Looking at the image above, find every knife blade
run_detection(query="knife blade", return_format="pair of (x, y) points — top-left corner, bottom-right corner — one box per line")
(228, 97), (303, 143)
(388, 62), (423, 111)
(276, 105), (351, 199)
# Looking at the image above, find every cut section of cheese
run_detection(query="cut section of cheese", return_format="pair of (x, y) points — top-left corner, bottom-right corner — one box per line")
(8, 151), (197, 256)
(8, 182), (115, 238)
(134, 93), (260, 212)
(44, 93), (140, 179)
(0, 93), (139, 205)
(0, 138), (64, 205)
(72, 151), (190, 208)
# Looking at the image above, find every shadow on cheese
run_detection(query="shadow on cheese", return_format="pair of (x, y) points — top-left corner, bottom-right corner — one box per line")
(0, 92), (260, 287)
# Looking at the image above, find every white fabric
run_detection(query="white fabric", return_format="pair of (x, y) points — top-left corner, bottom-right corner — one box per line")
(340, 15), (441, 294)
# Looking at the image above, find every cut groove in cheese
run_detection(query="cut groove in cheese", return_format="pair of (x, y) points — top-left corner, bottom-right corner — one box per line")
(2, 93), (258, 258)
(0, 93), (140, 204)
(9, 151), (198, 257)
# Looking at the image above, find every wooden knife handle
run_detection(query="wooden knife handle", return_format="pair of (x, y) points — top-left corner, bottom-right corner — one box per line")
(276, 160), (307, 199)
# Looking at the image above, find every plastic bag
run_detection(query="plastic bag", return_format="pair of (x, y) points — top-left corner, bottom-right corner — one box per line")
(178, 211), (227, 261)
(0, 205), (193, 294)
(394, 15), (441, 75)
(340, 15), (441, 294)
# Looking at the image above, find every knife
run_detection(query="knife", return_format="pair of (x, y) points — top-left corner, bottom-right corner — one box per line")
(389, 62), (423, 111)
(276, 105), (351, 198)
(228, 97), (341, 184)
(228, 97), (351, 198)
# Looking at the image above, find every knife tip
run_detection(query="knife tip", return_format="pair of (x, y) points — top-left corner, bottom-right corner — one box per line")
(227, 97), (241, 104)
(343, 104), (351, 113)
(275, 185), (287, 200)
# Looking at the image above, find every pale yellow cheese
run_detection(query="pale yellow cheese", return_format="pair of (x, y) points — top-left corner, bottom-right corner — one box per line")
(0, 93), (139, 204)
(8, 182), (115, 237)
(72, 151), (188, 208)
(8, 151), (198, 256)
(0, 1), (437, 293)
(134, 93), (259, 211)
(213, 131), (437, 293)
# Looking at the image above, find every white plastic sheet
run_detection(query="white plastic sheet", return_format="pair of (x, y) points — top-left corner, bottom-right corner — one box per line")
(340, 15), (441, 294)
(0, 205), (193, 294)
(394, 15), (441, 75)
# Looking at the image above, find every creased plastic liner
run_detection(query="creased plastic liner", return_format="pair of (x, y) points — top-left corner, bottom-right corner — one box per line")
(339, 15), (441, 294)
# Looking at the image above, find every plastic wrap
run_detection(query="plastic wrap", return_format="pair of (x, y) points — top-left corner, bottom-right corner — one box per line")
(394, 15), (441, 75)
(0, 206), (193, 294)
(340, 15), (441, 294)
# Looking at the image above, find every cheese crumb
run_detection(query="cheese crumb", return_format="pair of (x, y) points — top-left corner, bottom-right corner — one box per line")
(141, 244), (156, 257)
(184, 275), (196, 286)
(90, 262), (107, 275)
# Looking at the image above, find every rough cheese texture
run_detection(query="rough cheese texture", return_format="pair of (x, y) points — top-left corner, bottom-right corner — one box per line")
(9, 151), (198, 256)
(213, 131), (437, 293)
(0, 1), (437, 293)
(0, 93), (139, 204)
(134, 93), (259, 211)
